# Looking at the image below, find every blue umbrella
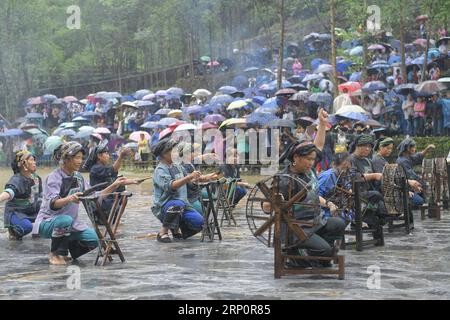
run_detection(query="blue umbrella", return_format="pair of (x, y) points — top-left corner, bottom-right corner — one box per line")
(336, 112), (368, 122)
(252, 96), (267, 106)
(210, 94), (234, 107)
(369, 63), (391, 70)
(388, 55), (401, 65)
(218, 86), (238, 95)
(73, 131), (92, 139)
(362, 81), (387, 93)
(349, 72), (362, 82)
(72, 116), (90, 122)
(243, 87), (260, 98)
(101, 92), (122, 99)
(134, 89), (152, 100)
(247, 112), (278, 126)
(141, 122), (161, 129)
(254, 107), (277, 114)
(311, 58), (329, 70)
(336, 60), (354, 72)
(184, 105), (205, 115)
(269, 80), (292, 89)
(42, 94), (58, 103)
(349, 46), (363, 56)
(167, 87), (184, 97)
(155, 108), (171, 115)
(302, 74), (323, 83)
(121, 95), (136, 102)
(0, 129), (24, 137)
(262, 97), (279, 109)
(288, 75), (304, 84)
(56, 129), (76, 137)
(309, 93), (333, 105)
(158, 118), (178, 126)
(411, 56), (424, 65)
(136, 100), (156, 108)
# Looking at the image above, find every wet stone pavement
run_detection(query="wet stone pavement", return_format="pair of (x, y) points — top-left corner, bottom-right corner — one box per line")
(1, 185), (450, 300)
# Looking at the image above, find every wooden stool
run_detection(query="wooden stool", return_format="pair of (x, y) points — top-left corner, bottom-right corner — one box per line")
(81, 191), (131, 266)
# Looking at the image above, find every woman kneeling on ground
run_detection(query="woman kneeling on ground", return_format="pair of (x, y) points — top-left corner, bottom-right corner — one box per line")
(32, 142), (135, 266)
(0, 151), (42, 240)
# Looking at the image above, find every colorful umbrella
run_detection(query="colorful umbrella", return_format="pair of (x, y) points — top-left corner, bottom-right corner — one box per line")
(199, 123), (218, 130)
(193, 89), (212, 97)
(44, 136), (63, 154)
(338, 82), (362, 93)
(159, 127), (176, 139)
(174, 123), (197, 132)
(141, 122), (161, 129)
(142, 93), (156, 101)
(336, 104), (367, 115)
(227, 100), (250, 111)
(183, 105), (205, 115)
(415, 80), (446, 94)
(275, 88), (297, 97)
(290, 91), (311, 102)
(129, 131), (151, 142)
(315, 64), (334, 74)
(155, 108), (172, 115)
(168, 109), (183, 118)
(218, 86), (238, 95)
(368, 44), (385, 51)
(94, 127), (111, 134)
(203, 114), (225, 123)
(362, 81), (387, 93)
(219, 118), (247, 129)
(63, 96), (78, 103)
(158, 118), (178, 126)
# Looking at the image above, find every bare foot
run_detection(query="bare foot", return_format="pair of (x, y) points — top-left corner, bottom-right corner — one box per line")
(48, 253), (67, 265)
(63, 256), (73, 262)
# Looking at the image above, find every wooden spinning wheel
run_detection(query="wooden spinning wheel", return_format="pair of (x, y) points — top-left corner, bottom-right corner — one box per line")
(246, 174), (345, 280)
(381, 164), (412, 234)
(422, 159), (438, 203)
(421, 159), (442, 220)
(382, 164), (408, 216)
(435, 158), (449, 210)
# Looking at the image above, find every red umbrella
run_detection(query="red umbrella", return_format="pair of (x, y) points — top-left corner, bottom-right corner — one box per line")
(63, 96), (78, 103)
(413, 38), (428, 47)
(199, 123), (218, 130)
(338, 82), (362, 93)
(27, 97), (44, 106)
(168, 120), (187, 129)
(159, 127), (176, 139)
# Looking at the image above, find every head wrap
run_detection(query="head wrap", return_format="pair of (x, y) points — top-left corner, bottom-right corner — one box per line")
(350, 134), (374, 154)
(279, 140), (320, 164)
(11, 150), (34, 174)
(53, 141), (85, 162)
(152, 138), (179, 158)
(397, 138), (416, 155)
(333, 152), (350, 166)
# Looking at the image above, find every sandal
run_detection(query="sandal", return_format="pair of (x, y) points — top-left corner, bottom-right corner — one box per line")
(157, 233), (172, 243)
(8, 228), (22, 241)
(171, 229), (183, 241)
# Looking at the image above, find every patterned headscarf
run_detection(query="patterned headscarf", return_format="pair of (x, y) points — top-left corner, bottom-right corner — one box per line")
(53, 141), (85, 162)
(11, 150), (34, 174)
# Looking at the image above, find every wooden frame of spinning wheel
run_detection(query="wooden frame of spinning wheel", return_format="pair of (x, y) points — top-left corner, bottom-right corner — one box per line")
(253, 177), (345, 280)
(420, 159), (443, 221)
